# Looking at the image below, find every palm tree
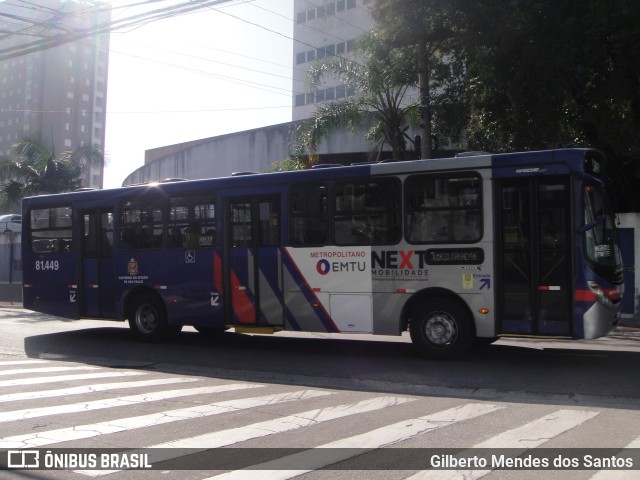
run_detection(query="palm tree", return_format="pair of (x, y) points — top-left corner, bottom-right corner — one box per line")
(0, 134), (104, 211)
(294, 30), (419, 163)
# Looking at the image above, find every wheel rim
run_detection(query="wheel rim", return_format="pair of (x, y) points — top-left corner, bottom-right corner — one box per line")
(424, 311), (458, 345)
(135, 303), (158, 334)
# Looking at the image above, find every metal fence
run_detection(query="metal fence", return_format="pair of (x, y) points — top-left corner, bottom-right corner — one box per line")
(0, 231), (21, 285)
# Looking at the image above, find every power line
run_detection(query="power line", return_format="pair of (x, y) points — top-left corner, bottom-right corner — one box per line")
(0, 0), (242, 61)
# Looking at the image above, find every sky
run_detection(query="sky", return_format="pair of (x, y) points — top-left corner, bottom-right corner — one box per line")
(103, 0), (295, 188)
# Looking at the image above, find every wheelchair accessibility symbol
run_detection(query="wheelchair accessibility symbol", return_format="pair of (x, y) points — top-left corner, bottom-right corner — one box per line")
(185, 250), (196, 263)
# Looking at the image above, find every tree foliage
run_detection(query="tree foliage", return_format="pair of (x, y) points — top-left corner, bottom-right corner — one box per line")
(372, 0), (640, 209)
(0, 135), (104, 211)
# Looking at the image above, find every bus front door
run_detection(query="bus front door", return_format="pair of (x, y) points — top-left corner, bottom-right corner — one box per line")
(80, 209), (116, 318)
(496, 178), (572, 336)
(224, 197), (283, 327)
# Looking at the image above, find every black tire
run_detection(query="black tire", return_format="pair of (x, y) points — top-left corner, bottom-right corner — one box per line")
(409, 297), (474, 359)
(128, 293), (179, 342)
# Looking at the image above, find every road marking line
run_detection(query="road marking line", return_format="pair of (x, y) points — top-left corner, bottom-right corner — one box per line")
(0, 360), (50, 366)
(0, 383), (264, 423)
(0, 371), (146, 388)
(406, 409), (600, 479)
(589, 434), (640, 480)
(206, 402), (503, 480)
(0, 389), (332, 449)
(0, 365), (101, 377)
(0, 377), (198, 403)
(78, 395), (415, 476)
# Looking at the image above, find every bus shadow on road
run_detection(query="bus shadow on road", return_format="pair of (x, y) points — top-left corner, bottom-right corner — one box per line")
(22, 324), (640, 410)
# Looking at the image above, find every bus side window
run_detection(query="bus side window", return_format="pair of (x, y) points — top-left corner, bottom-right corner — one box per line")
(289, 183), (328, 246)
(169, 195), (216, 249)
(405, 174), (482, 244)
(333, 178), (401, 246)
(30, 207), (73, 253)
(120, 200), (164, 250)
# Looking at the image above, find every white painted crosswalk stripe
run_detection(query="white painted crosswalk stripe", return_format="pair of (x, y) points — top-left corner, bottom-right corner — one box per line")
(588, 434), (640, 480)
(0, 359), (635, 479)
(206, 402), (503, 480)
(0, 370), (147, 387)
(0, 377), (198, 403)
(0, 359), (50, 366)
(0, 389), (332, 449)
(405, 409), (600, 479)
(78, 395), (415, 477)
(0, 365), (101, 376)
(0, 383), (264, 423)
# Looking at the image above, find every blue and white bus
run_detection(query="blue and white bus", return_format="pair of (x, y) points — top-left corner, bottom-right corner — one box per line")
(22, 149), (624, 358)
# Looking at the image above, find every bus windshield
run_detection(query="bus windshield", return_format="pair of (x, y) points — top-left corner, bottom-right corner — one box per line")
(583, 184), (623, 281)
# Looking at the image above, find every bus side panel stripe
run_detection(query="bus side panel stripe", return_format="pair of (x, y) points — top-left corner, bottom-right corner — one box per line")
(282, 248), (338, 333)
(230, 262), (256, 324)
(213, 250), (256, 324)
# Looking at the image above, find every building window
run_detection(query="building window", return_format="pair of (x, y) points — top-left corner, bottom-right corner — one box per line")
(296, 11), (306, 23)
(296, 52), (306, 65)
(295, 93), (305, 106)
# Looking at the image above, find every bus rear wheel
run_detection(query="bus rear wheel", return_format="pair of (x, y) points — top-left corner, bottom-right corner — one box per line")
(409, 298), (474, 359)
(128, 293), (179, 342)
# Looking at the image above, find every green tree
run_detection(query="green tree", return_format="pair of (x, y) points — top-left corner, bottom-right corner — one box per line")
(457, 0), (640, 209)
(372, 0), (466, 157)
(0, 135), (104, 211)
(294, 29), (419, 162)
(372, 0), (640, 209)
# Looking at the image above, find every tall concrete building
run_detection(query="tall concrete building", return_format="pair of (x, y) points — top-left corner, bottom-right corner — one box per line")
(0, 0), (110, 188)
(292, 0), (375, 122)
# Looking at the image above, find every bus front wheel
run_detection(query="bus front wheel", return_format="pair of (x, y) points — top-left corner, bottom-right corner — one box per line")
(409, 298), (474, 359)
(128, 293), (179, 342)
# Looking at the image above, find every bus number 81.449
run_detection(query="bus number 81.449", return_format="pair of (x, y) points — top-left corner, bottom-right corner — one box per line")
(35, 260), (59, 271)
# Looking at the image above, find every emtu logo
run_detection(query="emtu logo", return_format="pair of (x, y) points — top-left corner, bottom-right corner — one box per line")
(316, 259), (331, 275)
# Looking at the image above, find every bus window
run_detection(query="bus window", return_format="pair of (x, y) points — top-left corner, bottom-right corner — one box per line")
(120, 199), (163, 249)
(30, 206), (73, 253)
(230, 201), (252, 247)
(83, 211), (113, 258)
(405, 174), (482, 243)
(583, 185), (623, 279)
(259, 199), (280, 246)
(289, 183), (328, 246)
(168, 195), (216, 248)
(333, 178), (401, 246)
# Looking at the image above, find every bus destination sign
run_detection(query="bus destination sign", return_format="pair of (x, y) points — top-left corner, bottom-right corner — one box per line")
(425, 248), (484, 265)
